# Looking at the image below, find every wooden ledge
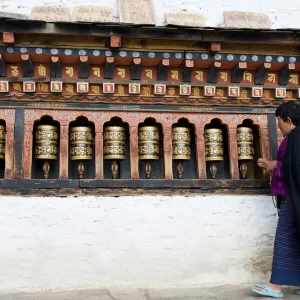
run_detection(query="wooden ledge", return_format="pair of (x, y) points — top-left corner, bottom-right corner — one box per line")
(0, 179), (269, 196)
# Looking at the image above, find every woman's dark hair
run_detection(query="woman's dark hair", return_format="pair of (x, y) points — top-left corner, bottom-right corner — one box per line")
(275, 101), (300, 126)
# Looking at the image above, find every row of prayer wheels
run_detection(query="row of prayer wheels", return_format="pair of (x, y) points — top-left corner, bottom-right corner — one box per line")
(33, 124), (255, 179)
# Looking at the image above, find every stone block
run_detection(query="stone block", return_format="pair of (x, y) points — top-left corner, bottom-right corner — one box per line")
(31, 6), (70, 22)
(165, 12), (205, 27)
(118, 0), (156, 25)
(71, 6), (113, 23)
(224, 11), (272, 29)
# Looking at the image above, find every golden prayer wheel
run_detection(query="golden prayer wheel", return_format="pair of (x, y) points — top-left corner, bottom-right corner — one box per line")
(172, 127), (191, 179)
(103, 126), (126, 179)
(138, 126), (160, 179)
(204, 128), (224, 179)
(35, 125), (59, 179)
(0, 125), (5, 160)
(70, 126), (93, 179)
(237, 126), (255, 179)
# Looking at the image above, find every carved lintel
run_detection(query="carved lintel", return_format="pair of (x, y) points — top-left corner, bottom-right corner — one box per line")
(207, 62), (221, 84)
(21, 54), (34, 77)
(104, 57), (115, 79)
(231, 62), (247, 83)
(255, 63), (271, 85)
(130, 58), (142, 80)
(279, 63), (295, 86)
(78, 56), (90, 79)
(50, 56), (62, 78)
(157, 59), (169, 81)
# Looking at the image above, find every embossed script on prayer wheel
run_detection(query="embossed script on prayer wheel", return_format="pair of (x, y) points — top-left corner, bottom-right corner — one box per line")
(70, 126), (93, 160)
(0, 125), (5, 159)
(237, 127), (255, 160)
(172, 127), (191, 179)
(172, 127), (191, 160)
(138, 126), (160, 160)
(204, 128), (224, 161)
(103, 126), (126, 160)
(237, 127), (255, 179)
(35, 125), (59, 160)
(139, 126), (160, 179)
(204, 128), (224, 179)
(104, 126), (126, 179)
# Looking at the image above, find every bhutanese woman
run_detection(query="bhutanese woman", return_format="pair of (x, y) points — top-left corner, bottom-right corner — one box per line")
(251, 101), (300, 298)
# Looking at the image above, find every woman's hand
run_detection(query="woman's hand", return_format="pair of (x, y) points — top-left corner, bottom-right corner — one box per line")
(257, 158), (277, 172)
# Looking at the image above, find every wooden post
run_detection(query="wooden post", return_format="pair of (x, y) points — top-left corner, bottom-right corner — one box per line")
(4, 123), (14, 179)
(228, 127), (240, 179)
(22, 123), (33, 179)
(195, 127), (207, 179)
(129, 126), (139, 179)
(163, 125), (173, 180)
(95, 126), (104, 179)
(59, 124), (69, 179)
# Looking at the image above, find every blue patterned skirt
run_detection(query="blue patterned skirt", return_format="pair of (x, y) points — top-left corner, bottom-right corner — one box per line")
(270, 196), (300, 286)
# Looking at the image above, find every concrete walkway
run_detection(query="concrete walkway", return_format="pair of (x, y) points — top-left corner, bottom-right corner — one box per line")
(1, 285), (300, 300)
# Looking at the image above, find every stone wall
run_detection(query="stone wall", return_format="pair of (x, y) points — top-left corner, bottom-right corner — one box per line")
(1, 0), (300, 28)
(0, 195), (277, 292)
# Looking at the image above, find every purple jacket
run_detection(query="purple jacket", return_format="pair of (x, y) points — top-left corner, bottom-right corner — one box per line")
(270, 136), (291, 197)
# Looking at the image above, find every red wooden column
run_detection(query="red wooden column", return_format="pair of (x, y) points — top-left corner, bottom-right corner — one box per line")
(59, 124), (69, 179)
(129, 125), (139, 179)
(95, 125), (104, 179)
(195, 127), (207, 179)
(4, 123), (14, 179)
(260, 127), (270, 161)
(22, 123), (33, 179)
(228, 127), (240, 179)
(163, 125), (173, 180)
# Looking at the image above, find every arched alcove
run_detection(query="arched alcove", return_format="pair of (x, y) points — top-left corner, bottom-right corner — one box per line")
(103, 117), (130, 179)
(69, 116), (95, 179)
(204, 118), (230, 179)
(172, 118), (197, 179)
(32, 116), (60, 179)
(237, 119), (262, 179)
(138, 117), (164, 179)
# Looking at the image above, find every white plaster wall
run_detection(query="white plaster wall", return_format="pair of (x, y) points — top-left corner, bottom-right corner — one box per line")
(1, 0), (300, 29)
(0, 195), (277, 292)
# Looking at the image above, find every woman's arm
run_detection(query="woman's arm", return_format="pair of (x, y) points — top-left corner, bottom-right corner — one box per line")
(273, 161), (285, 178)
(257, 158), (277, 172)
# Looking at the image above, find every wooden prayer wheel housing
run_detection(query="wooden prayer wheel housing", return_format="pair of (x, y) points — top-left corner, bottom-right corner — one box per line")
(35, 125), (59, 160)
(204, 128), (224, 161)
(138, 126), (160, 160)
(70, 126), (93, 160)
(0, 125), (5, 160)
(172, 127), (191, 160)
(237, 127), (255, 160)
(103, 126), (126, 160)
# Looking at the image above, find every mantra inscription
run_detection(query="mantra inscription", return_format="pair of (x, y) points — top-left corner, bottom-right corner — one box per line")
(70, 126), (94, 160)
(138, 126), (160, 160)
(204, 129), (224, 161)
(35, 125), (59, 160)
(103, 126), (126, 160)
